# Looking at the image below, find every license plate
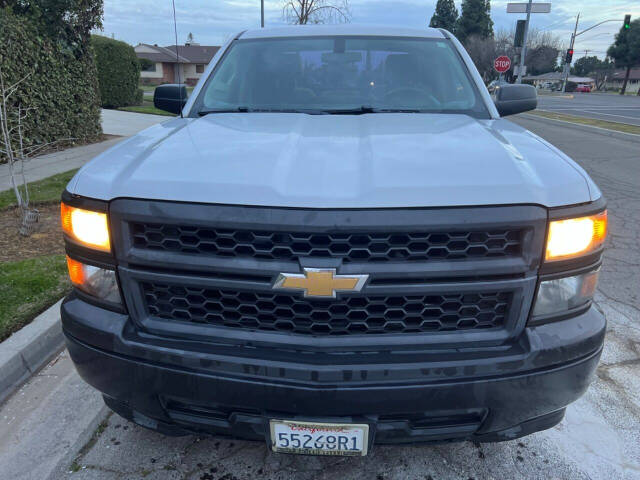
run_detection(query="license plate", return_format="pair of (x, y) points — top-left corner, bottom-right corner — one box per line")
(269, 420), (369, 456)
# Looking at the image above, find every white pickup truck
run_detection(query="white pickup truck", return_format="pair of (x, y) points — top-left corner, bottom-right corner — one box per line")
(60, 25), (606, 456)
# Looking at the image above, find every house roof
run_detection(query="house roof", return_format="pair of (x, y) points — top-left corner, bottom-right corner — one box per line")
(523, 72), (594, 83)
(164, 45), (220, 64)
(135, 44), (219, 64)
(611, 67), (640, 81)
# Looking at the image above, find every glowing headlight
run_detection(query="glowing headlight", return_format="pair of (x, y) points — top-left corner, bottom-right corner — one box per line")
(545, 211), (607, 262)
(61, 203), (111, 252)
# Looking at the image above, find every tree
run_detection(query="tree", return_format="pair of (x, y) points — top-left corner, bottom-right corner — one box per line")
(572, 56), (606, 76)
(283, 0), (350, 25)
(92, 35), (142, 108)
(464, 35), (497, 81)
(607, 18), (640, 95)
(525, 45), (559, 75)
(456, 0), (493, 44)
(0, 0), (103, 51)
(429, 0), (458, 33)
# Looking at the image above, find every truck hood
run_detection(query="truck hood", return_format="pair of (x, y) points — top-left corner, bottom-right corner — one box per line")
(70, 113), (597, 208)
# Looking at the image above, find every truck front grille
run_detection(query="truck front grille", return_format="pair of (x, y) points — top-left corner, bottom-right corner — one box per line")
(131, 223), (522, 263)
(142, 282), (512, 336)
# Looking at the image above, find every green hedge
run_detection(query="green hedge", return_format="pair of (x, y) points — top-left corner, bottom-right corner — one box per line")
(0, 8), (102, 157)
(92, 35), (142, 108)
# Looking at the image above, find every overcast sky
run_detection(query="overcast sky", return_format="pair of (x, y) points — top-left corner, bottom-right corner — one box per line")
(101, 0), (640, 59)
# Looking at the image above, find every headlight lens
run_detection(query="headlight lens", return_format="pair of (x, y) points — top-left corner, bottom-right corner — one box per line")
(61, 203), (111, 252)
(545, 211), (607, 261)
(532, 268), (599, 318)
(66, 256), (121, 304)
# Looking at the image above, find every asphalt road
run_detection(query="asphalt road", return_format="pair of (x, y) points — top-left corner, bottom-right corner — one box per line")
(63, 117), (640, 480)
(537, 92), (640, 126)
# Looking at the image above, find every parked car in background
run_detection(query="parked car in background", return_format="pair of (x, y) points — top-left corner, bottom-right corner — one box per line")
(575, 84), (592, 93)
(61, 25), (607, 457)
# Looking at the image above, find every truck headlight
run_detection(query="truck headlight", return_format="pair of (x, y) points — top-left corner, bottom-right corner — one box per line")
(532, 268), (599, 319)
(545, 211), (607, 261)
(61, 203), (111, 252)
(66, 256), (121, 304)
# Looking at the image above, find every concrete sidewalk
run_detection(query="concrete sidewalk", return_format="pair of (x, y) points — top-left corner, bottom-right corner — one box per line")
(0, 137), (122, 192)
(0, 110), (166, 193)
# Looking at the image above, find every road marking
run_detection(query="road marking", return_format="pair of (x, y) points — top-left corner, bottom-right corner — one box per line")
(582, 110), (640, 122)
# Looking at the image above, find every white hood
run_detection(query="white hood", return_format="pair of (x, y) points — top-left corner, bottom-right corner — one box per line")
(69, 113), (598, 208)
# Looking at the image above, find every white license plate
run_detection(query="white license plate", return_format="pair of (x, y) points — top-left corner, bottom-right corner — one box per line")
(269, 420), (369, 456)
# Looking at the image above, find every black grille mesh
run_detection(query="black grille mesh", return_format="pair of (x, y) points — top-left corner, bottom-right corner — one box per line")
(143, 282), (511, 336)
(131, 223), (522, 263)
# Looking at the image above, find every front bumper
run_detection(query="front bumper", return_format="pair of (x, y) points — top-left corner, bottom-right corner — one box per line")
(62, 296), (605, 444)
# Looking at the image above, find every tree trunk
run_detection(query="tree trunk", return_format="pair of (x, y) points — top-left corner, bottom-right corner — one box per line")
(620, 66), (631, 95)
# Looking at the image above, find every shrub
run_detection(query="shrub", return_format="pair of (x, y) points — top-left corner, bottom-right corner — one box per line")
(92, 35), (141, 108)
(0, 7), (102, 160)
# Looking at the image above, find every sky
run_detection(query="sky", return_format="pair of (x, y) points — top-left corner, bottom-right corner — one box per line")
(101, 0), (640, 60)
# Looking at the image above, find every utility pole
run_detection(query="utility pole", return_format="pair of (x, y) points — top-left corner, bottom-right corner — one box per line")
(516, 0), (533, 83)
(261, 0), (265, 27)
(562, 13), (580, 93)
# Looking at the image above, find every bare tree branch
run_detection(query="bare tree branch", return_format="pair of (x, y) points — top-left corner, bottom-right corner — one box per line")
(283, 0), (351, 25)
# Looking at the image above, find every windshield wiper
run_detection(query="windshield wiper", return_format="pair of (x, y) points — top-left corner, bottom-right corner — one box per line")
(321, 106), (428, 115)
(198, 107), (329, 116)
(323, 105), (376, 115)
(198, 107), (251, 116)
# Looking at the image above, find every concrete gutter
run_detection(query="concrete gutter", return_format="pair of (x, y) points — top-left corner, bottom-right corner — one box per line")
(521, 113), (640, 144)
(0, 300), (64, 404)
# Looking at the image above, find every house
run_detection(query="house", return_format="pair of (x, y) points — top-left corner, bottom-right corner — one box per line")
(135, 42), (220, 86)
(605, 68), (640, 94)
(523, 72), (595, 89)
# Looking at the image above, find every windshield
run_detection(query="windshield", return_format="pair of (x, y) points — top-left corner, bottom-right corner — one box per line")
(193, 36), (489, 117)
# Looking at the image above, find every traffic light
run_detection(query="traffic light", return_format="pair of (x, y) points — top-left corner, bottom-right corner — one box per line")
(565, 49), (574, 64)
(514, 20), (526, 48)
(623, 15), (631, 30)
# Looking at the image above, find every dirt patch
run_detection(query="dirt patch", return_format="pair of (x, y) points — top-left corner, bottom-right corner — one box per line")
(0, 203), (64, 263)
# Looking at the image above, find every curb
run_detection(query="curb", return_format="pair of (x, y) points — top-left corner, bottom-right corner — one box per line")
(0, 299), (64, 404)
(49, 406), (110, 480)
(520, 113), (640, 144)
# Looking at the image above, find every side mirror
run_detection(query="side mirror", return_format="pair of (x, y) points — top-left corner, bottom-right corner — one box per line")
(494, 84), (537, 117)
(154, 84), (188, 115)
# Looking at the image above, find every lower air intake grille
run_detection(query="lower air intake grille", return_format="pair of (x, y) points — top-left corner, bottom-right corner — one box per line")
(142, 282), (512, 336)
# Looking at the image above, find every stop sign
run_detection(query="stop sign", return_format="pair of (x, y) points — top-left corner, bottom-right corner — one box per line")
(494, 56), (511, 73)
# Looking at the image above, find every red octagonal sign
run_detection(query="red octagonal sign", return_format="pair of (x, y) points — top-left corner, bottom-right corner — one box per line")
(494, 56), (511, 73)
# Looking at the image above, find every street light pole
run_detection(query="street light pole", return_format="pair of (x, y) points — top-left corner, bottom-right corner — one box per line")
(261, 0), (264, 27)
(516, 0), (533, 83)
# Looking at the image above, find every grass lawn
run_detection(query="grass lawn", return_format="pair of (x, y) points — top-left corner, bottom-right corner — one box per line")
(119, 103), (175, 116)
(0, 169), (79, 340)
(124, 85), (195, 117)
(528, 110), (640, 136)
(0, 254), (69, 341)
(0, 169), (78, 210)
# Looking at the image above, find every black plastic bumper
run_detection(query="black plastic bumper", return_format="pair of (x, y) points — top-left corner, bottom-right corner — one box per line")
(61, 296), (605, 444)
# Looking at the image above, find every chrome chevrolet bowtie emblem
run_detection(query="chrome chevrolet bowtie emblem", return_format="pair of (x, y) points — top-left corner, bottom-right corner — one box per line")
(273, 268), (369, 298)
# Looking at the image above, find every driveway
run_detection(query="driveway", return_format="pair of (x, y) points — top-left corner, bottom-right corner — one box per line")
(101, 109), (168, 136)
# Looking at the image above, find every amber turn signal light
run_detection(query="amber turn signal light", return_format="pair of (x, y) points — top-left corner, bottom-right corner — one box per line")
(545, 211), (607, 262)
(61, 203), (111, 252)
